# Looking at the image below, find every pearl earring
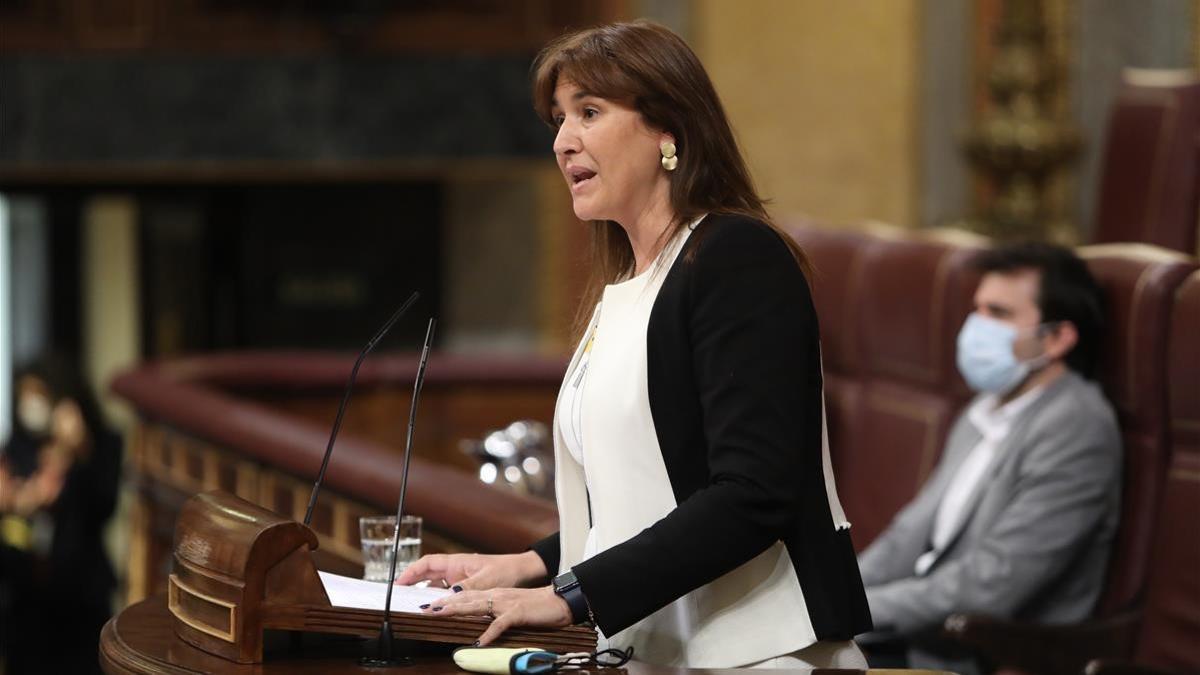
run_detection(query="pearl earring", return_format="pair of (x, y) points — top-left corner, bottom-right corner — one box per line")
(660, 141), (678, 171)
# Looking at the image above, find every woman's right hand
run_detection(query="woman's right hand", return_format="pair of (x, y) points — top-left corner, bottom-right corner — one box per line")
(393, 550), (548, 591)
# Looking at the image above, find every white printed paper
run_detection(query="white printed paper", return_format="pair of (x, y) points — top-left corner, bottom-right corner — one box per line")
(318, 570), (449, 614)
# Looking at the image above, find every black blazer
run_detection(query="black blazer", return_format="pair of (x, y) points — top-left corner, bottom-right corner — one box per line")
(532, 214), (872, 641)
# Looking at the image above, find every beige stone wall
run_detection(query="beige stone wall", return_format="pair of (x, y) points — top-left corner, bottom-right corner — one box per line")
(691, 0), (922, 227)
(82, 196), (141, 426)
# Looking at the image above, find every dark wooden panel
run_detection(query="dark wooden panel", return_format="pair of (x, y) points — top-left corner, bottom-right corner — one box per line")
(0, 0), (624, 53)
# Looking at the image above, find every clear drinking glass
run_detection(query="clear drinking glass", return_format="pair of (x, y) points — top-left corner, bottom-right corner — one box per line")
(358, 514), (422, 582)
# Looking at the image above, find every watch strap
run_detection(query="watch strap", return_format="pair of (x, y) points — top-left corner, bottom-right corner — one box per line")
(553, 571), (592, 625)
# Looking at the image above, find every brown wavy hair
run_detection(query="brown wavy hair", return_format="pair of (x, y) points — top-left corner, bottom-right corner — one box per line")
(532, 20), (811, 340)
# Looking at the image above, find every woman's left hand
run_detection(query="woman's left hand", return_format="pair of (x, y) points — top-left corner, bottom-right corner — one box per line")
(423, 585), (573, 646)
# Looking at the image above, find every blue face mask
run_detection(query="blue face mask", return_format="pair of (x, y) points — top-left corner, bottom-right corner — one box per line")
(956, 313), (1050, 394)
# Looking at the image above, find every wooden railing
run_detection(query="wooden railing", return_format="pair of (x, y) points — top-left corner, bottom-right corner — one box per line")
(112, 351), (566, 602)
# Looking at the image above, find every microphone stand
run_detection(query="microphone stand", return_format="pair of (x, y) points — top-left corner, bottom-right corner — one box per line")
(303, 292), (419, 527)
(361, 317), (437, 668)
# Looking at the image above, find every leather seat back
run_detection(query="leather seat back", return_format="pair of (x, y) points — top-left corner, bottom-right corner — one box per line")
(1078, 245), (1198, 615)
(788, 223), (984, 548)
(1133, 270), (1200, 671)
(1092, 70), (1200, 255)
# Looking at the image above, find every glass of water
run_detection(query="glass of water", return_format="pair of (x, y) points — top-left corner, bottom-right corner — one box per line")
(359, 515), (422, 583)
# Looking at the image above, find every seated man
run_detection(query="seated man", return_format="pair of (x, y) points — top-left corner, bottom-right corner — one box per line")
(857, 242), (1121, 674)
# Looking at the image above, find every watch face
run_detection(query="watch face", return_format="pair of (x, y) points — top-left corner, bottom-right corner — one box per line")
(555, 570), (579, 592)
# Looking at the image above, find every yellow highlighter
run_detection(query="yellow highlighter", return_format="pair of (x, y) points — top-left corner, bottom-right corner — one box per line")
(452, 646), (555, 674)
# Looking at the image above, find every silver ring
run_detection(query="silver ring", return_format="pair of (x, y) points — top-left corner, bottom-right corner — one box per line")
(486, 597), (495, 618)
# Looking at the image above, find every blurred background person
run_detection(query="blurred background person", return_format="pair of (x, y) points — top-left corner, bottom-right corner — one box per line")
(856, 243), (1119, 675)
(0, 355), (122, 675)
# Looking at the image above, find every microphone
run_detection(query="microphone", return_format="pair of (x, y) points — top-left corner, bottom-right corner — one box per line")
(303, 291), (420, 527)
(363, 317), (437, 667)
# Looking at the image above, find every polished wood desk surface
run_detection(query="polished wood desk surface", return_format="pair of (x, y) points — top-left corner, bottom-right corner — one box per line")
(101, 596), (885, 674)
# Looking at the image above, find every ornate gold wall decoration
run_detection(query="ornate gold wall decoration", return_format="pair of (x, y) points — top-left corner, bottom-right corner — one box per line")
(964, 0), (1080, 241)
(1195, 0), (1200, 70)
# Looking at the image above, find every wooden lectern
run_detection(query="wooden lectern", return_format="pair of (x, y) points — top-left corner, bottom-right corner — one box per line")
(168, 490), (596, 664)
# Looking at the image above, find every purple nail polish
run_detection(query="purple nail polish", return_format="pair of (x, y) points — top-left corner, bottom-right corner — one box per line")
(452, 585), (463, 593)
(419, 603), (430, 609)
(433, 606), (443, 612)
(472, 640), (480, 647)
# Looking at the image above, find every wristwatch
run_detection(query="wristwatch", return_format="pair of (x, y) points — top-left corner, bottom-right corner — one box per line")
(552, 569), (593, 625)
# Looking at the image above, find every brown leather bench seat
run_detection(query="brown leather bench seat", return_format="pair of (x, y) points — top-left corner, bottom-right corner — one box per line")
(1101, 269), (1200, 674)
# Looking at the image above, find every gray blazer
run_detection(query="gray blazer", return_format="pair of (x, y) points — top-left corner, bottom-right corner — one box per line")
(858, 370), (1122, 637)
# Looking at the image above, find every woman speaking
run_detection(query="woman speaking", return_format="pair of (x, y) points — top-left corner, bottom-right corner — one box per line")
(397, 20), (872, 668)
